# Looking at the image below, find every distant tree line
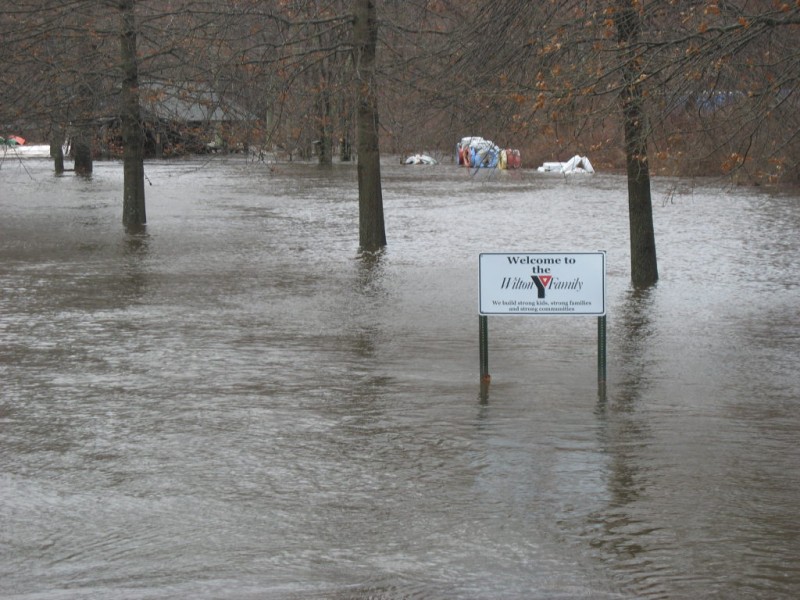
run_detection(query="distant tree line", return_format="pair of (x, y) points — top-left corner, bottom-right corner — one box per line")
(1, 1), (798, 285)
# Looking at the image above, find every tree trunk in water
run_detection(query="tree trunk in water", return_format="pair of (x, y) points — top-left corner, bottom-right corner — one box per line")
(120, 0), (146, 228)
(72, 132), (93, 176)
(50, 136), (64, 175)
(616, 3), (658, 288)
(353, 0), (386, 251)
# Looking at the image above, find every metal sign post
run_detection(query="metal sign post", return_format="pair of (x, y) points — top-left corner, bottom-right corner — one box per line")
(479, 314), (490, 382)
(597, 314), (607, 384)
(478, 251), (607, 392)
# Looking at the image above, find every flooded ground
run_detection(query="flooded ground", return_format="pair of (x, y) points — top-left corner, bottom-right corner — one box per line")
(1, 153), (799, 599)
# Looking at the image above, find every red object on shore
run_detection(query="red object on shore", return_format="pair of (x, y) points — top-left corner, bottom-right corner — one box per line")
(505, 148), (521, 169)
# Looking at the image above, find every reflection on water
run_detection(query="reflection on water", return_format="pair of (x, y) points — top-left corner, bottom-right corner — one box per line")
(1, 157), (799, 599)
(592, 288), (661, 594)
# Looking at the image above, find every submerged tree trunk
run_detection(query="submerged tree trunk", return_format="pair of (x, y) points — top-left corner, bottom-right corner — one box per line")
(72, 130), (93, 176)
(50, 132), (64, 175)
(73, 31), (98, 177)
(72, 85), (93, 176)
(119, 0), (146, 228)
(616, 3), (658, 287)
(353, 0), (386, 251)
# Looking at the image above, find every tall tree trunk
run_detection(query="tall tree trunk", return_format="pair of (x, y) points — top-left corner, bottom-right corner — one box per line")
(353, 0), (386, 251)
(119, 0), (146, 228)
(72, 85), (93, 176)
(317, 65), (333, 166)
(340, 108), (352, 161)
(616, 3), (658, 288)
(73, 34), (97, 176)
(317, 89), (333, 165)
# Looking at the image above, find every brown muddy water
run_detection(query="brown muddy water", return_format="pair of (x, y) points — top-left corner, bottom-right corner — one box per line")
(1, 153), (799, 599)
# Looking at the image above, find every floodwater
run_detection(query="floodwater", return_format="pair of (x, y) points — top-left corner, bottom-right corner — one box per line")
(1, 152), (799, 599)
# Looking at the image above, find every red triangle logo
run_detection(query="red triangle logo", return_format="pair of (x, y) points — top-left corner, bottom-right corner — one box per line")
(538, 275), (552, 287)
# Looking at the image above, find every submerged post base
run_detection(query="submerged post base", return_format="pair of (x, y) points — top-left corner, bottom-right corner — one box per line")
(479, 315), (489, 383)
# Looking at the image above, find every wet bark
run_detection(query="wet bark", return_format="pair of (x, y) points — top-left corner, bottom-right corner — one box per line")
(317, 64), (333, 166)
(616, 3), (658, 288)
(119, 0), (146, 228)
(353, 0), (386, 251)
(50, 135), (64, 175)
(72, 132), (93, 176)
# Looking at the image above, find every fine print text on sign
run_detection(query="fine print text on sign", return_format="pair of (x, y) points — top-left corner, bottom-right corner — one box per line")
(479, 252), (606, 316)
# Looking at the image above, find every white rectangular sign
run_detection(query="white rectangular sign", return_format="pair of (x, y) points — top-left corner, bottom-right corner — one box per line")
(479, 252), (606, 316)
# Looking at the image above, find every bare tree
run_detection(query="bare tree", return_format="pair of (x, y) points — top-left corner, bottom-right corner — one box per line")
(432, 1), (800, 286)
(118, 0), (146, 228)
(353, 0), (386, 250)
(5, 0), (795, 254)
(0, 1), (114, 173)
(615, 1), (658, 287)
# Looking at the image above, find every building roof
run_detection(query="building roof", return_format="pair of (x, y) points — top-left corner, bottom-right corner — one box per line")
(139, 82), (254, 123)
